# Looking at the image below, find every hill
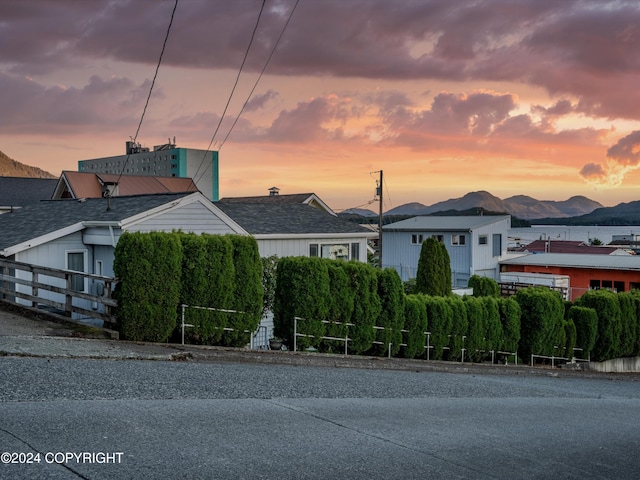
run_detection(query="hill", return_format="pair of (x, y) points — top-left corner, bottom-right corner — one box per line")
(0, 150), (55, 178)
(530, 201), (640, 226)
(384, 191), (602, 220)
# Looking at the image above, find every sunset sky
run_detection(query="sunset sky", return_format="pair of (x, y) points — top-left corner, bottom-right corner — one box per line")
(2, 0), (640, 211)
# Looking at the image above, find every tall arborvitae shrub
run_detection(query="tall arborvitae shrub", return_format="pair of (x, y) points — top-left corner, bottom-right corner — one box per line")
(463, 296), (487, 362)
(617, 292), (636, 357)
(468, 275), (500, 297)
(114, 231), (182, 342)
(339, 261), (381, 354)
(568, 305), (598, 360)
(221, 235), (263, 347)
(370, 268), (405, 357)
(445, 295), (468, 361)
(630, 290), (640, 356)
(564, 319), (577, 359)
(178, 233), (235, 344)
(481, 296), (503, 359)
(320, 261), (355, 353)
(498, 297), (521, 354)
(402, 294), (428, 359)
(423, 295), (453, 360)
(415, 237), (451, 296)
(514, 287), (565, 360)
(575, 289), (622, 361)
(261, 255), (279, 318)
(274, 256), (330, 350)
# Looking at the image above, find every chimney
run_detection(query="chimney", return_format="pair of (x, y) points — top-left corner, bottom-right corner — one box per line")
(268, 186), (280, 196)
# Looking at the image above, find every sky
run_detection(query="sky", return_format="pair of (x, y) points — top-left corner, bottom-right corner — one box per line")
(2, 0), (640, 212)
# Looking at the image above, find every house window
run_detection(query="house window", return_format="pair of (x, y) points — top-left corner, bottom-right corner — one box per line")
(493, 234), (502, 257)
(309, 244), (319, 257)
(411, 234), (424, 245)
(630, 282), (640, 291)
(589, 279), (600, 290)
(351, 243), (360, 261)
(479, 235), (488, 245)
(602, 280), (613, 290)
(321, 244), (349, 260)
(431, 235), (444, 243)
(614, 281), (625, 293)
(66, 251), (86, 292)
(451, 234), (466, 246)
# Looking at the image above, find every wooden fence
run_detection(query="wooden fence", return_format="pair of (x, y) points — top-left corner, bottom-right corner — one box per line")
(0, 258), (117, 325)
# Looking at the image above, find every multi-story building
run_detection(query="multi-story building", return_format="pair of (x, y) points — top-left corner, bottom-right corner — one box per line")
(77, 141), (219, 201)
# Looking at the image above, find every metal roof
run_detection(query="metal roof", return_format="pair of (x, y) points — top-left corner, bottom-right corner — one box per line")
(383, 215), (510, 231)
(501, 253), (640, 271)
(0, 193), (193, 253)
(216, 201), (373, 236)
(54, 171), (198, 199)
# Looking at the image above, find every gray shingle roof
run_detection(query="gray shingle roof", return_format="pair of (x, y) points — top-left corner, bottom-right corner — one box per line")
(0, 193), (191, 252)
(383, 215), (510, 231)
(0, 176), (58, 207)
(216, 201), (372, 235)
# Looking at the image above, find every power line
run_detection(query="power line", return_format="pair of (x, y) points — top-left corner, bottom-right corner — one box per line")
(216, 0), (300, 152)
(116, 0), (178, 185)
(190, 0), (267, 191)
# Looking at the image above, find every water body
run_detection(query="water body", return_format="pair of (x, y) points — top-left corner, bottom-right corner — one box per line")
(508, 225), (640, 246)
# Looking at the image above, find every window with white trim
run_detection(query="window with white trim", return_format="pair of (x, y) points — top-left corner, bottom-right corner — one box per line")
(479, 235), (488, 245)
(451, 234), (466, 246)
(66, 250), (87, 292)
(411, 234), (424, 245)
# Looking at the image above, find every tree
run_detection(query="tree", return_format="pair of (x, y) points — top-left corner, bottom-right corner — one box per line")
(402, 295), (428, 359)
(422, 295), (453, 360)
(568, 306), (598, 360)
(320, 261), (355, 353)
(575, 289), (622, 361)
(445, 295), (468, 361)
(498, 297), (521, 354)
(468, 275), (500, 297)
(463, 296), (487, 363)
(514, 287), (565, 361)
(415, 237), (451, 296)
(370, 268), (405, 356)
(114, 231), (182, 342)
(273, 257), (330, 350)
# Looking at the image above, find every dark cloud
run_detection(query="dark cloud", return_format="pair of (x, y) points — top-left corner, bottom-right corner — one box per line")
(606, 130), (640, 166)
(579, 162), (606, 180)
(0, 71), (147, 134)
(244, 89), (278, 112)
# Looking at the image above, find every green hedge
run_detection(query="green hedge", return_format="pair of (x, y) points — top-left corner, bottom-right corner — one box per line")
(617, 292), (637, 357)
(481, 296), (503, 355)
(179, 233), (235, 344)
(370, 268), (404, 357)
(568, 305), (597, 360)
(114, 231), (182, 342)
(320, 261), (355, 352)
(463, 296), (487, 362)
(423, 295), (453, 360)
(416, 237), (451, 296)
(402, 295), (428, 359)
(514, 287), (565, 360)
(445, 295), (468, 361)
(498, 297), (521, 354)
(273, 256), (329, 350)
(222, 235), (263, 347)
(575, 289), (622, 362)
(468, 275), (500, 297)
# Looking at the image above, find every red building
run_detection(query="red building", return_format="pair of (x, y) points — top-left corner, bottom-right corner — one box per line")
(500, 253), (640, 301)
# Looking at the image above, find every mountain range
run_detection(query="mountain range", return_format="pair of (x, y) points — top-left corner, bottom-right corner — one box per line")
(343, 191), (604, 220)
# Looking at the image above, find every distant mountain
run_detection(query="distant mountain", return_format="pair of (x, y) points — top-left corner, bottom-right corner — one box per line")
(385, 191), (603, 220)
(0, 150), (55, 178)
(339, 208), (378, 217)
(530, 200), (640, 226)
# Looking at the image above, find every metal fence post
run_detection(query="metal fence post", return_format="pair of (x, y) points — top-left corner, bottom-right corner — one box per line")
(294, 316), (298, 353)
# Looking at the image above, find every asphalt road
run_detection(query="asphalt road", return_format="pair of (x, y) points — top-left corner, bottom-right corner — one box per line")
(1, 357), (639, 480)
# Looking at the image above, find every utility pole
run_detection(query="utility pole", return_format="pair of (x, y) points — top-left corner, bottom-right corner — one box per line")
(378, 170), (383, 269)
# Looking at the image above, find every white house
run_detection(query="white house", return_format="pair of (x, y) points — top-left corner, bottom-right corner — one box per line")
(0, 192), (244, 315)
(382, 215), (511, 287)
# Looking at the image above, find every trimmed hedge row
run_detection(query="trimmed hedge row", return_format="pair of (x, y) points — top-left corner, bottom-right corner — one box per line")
(114, 232), (263, 343)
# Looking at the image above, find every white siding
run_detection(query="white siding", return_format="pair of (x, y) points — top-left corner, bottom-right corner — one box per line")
(128, 202), (237, 235)
(257, 237), (368, 262)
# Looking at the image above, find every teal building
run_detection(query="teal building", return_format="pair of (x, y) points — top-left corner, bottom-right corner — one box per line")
(78, 141), (219, 201)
